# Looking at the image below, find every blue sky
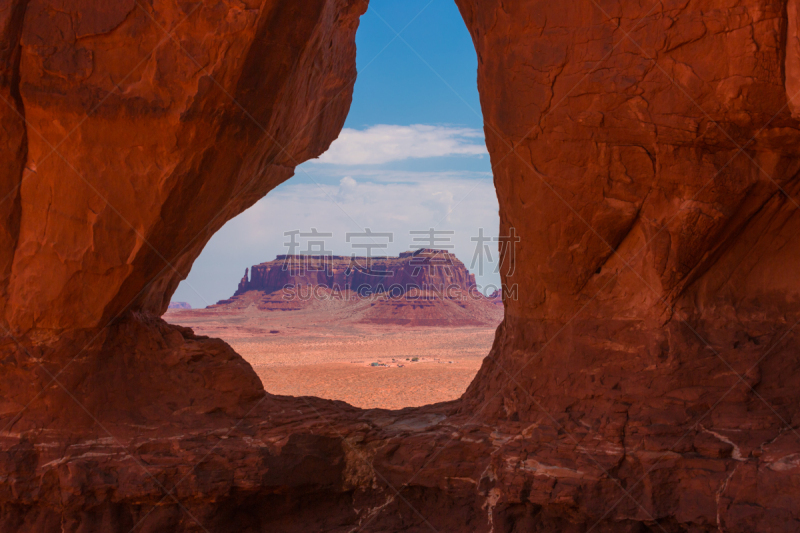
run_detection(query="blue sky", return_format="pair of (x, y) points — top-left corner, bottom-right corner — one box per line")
(171, 0), (500, 308)
(346, 0), (483, 129)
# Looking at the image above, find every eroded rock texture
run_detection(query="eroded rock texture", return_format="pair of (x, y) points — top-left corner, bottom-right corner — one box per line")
(232, 249), (478, 297)
(205, 250), (502, 327)
(457, 0), (800, 529)
(2, 0), (800, 531)
(1, 0), (365, 334)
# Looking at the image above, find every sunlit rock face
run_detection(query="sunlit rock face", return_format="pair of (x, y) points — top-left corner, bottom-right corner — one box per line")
(0, 0), (366, 334)
(458, 0), (800, 338)
(1, 0), (800, 531)
(455, 0), (800, 529)
(232, 249), (478, 296)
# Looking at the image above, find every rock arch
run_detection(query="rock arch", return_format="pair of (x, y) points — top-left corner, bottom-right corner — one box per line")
(1, 0), (800, 531)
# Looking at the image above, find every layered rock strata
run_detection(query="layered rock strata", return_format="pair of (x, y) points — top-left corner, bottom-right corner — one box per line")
(232, 249), (478, 297)
(207, 250), (500, 326)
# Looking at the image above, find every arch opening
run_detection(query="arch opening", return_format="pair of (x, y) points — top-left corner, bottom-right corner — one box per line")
(165, 0), (505, 410)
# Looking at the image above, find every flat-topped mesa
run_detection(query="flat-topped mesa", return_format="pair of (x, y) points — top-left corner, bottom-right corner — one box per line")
(231, 249), (478, 299)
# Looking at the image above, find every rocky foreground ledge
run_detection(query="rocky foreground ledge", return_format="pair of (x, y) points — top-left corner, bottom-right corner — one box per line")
(3, 314), (799, 532)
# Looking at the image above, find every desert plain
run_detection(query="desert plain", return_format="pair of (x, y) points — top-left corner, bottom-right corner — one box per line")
(165, 296), (501, 410)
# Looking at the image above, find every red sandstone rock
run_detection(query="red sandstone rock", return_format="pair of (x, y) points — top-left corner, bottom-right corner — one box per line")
(234, 249), (477, 296)
(1, 0), (367, 334)
(456, 0), (800, 529)
(214, 286), (502, 327)
(212, 249), (501, 326)
(1, 0), (800, 531)
(486, 288), (504, 308)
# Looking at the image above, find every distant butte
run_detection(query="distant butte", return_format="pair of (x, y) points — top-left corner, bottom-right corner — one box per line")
(232, 249), (476, 297)
(210, 249), (503, 327)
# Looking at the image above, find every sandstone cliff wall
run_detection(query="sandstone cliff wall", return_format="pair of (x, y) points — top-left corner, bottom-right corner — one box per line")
(233, 249), (478, 297)
(0, 0), (367, 335)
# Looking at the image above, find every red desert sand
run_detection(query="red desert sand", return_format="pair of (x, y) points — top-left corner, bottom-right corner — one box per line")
(166, 251), (503, 410)
(166, 306), (499, 410)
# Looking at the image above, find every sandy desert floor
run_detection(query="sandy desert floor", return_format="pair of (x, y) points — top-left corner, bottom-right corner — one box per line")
(165, 302), (499, 410)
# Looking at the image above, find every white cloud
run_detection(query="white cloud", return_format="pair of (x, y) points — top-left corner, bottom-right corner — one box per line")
(315, 124), (488, 165)
(336, 176), (358, 201)
(173, 172), (500, 308)
(339, 176), (357, 188)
